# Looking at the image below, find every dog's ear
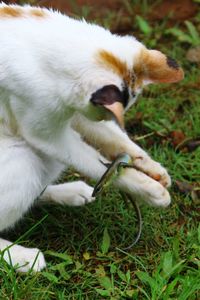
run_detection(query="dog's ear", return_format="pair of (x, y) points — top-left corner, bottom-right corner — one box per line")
(136, 50), (184, 84)
(90, 85), (126, 127)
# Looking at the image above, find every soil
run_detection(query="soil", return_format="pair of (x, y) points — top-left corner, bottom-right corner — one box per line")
(24, 0), (123, 17)
(151, 0), (198, 21)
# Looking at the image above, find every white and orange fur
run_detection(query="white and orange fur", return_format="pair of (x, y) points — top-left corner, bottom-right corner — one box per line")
(0, 3), (184, 272)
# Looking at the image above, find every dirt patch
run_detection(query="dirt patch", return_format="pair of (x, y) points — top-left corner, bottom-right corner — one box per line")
(37, 0), (132, 32)
(36, 0), (198, 23)
(35, 0), (123, 15)
(151, 0), (198, 21)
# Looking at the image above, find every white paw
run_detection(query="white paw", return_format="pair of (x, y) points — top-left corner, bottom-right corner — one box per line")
(117, 168), (171, 207)
(134, 154), (171, 188)
(69, 181), (95, 206)
(142, 179), (171, 207)
(45, 181), (95, 206)
(2, 245), (46, 273)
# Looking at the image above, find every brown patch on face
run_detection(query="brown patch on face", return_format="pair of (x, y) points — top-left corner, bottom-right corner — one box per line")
(134, 49), (184, 84)
(133, 49), (150, 88)
(97, 49), (128, 77)
(30, 8), (46, 18)
(0, 6), (22, 18)
(96, 50), (133, 86)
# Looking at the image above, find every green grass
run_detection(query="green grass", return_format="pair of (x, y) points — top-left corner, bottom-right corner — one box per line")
(0, 1), (200, 299)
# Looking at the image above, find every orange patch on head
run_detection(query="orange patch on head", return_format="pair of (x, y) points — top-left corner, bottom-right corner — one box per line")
(30, 8), (46, 18)
(96, 50), (132, 84)
(0, 5), (46, 19)
(0, 6), (22, 17)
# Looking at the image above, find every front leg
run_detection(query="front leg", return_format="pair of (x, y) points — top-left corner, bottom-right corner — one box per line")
(63, 127), (108, 179)
(23, 123), (107, 180)
(71, 114), (171, 188)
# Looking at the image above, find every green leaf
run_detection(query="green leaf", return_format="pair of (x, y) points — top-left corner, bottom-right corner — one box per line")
(136, 15), (152, 35)
(83, 252), (90, 260)
(101, 227), (110, 254)
(117, 269), (127, 282)
(162, 251), (173, 277)
(50, 262), (66, 271)
(126, 270), (131, 282)
(110, 264), (117, 274)
(96, 288), (111, 297)
(166, 28), (193, 44)
(164, 259), (185, 279)
(98, 276), (112, 290)
(75, 261), (83, 271)
(45, 250), (73, 265)
(185, 21), (200, 45)
(136, 271), (156, 289)
(50, 262), (71, 280)
(125, 289), (137, 298)
(42, 271), (59, 283)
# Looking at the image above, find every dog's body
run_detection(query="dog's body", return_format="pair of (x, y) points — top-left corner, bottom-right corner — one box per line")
(0, 4), (183, 272)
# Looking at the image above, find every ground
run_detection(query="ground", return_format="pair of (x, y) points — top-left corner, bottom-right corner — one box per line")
(0, 1), (200, 299)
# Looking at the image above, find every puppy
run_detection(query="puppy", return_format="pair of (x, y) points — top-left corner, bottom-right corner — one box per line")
(0, 4), (183, 272)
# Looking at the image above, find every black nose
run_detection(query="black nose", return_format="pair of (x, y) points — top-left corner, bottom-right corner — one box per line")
(166, 56), (180, 70)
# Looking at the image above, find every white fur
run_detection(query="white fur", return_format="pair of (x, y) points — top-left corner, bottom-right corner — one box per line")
(0, 4), (171, 272)
(41, 181), (95, 206)
(0, 238), (46, 272)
